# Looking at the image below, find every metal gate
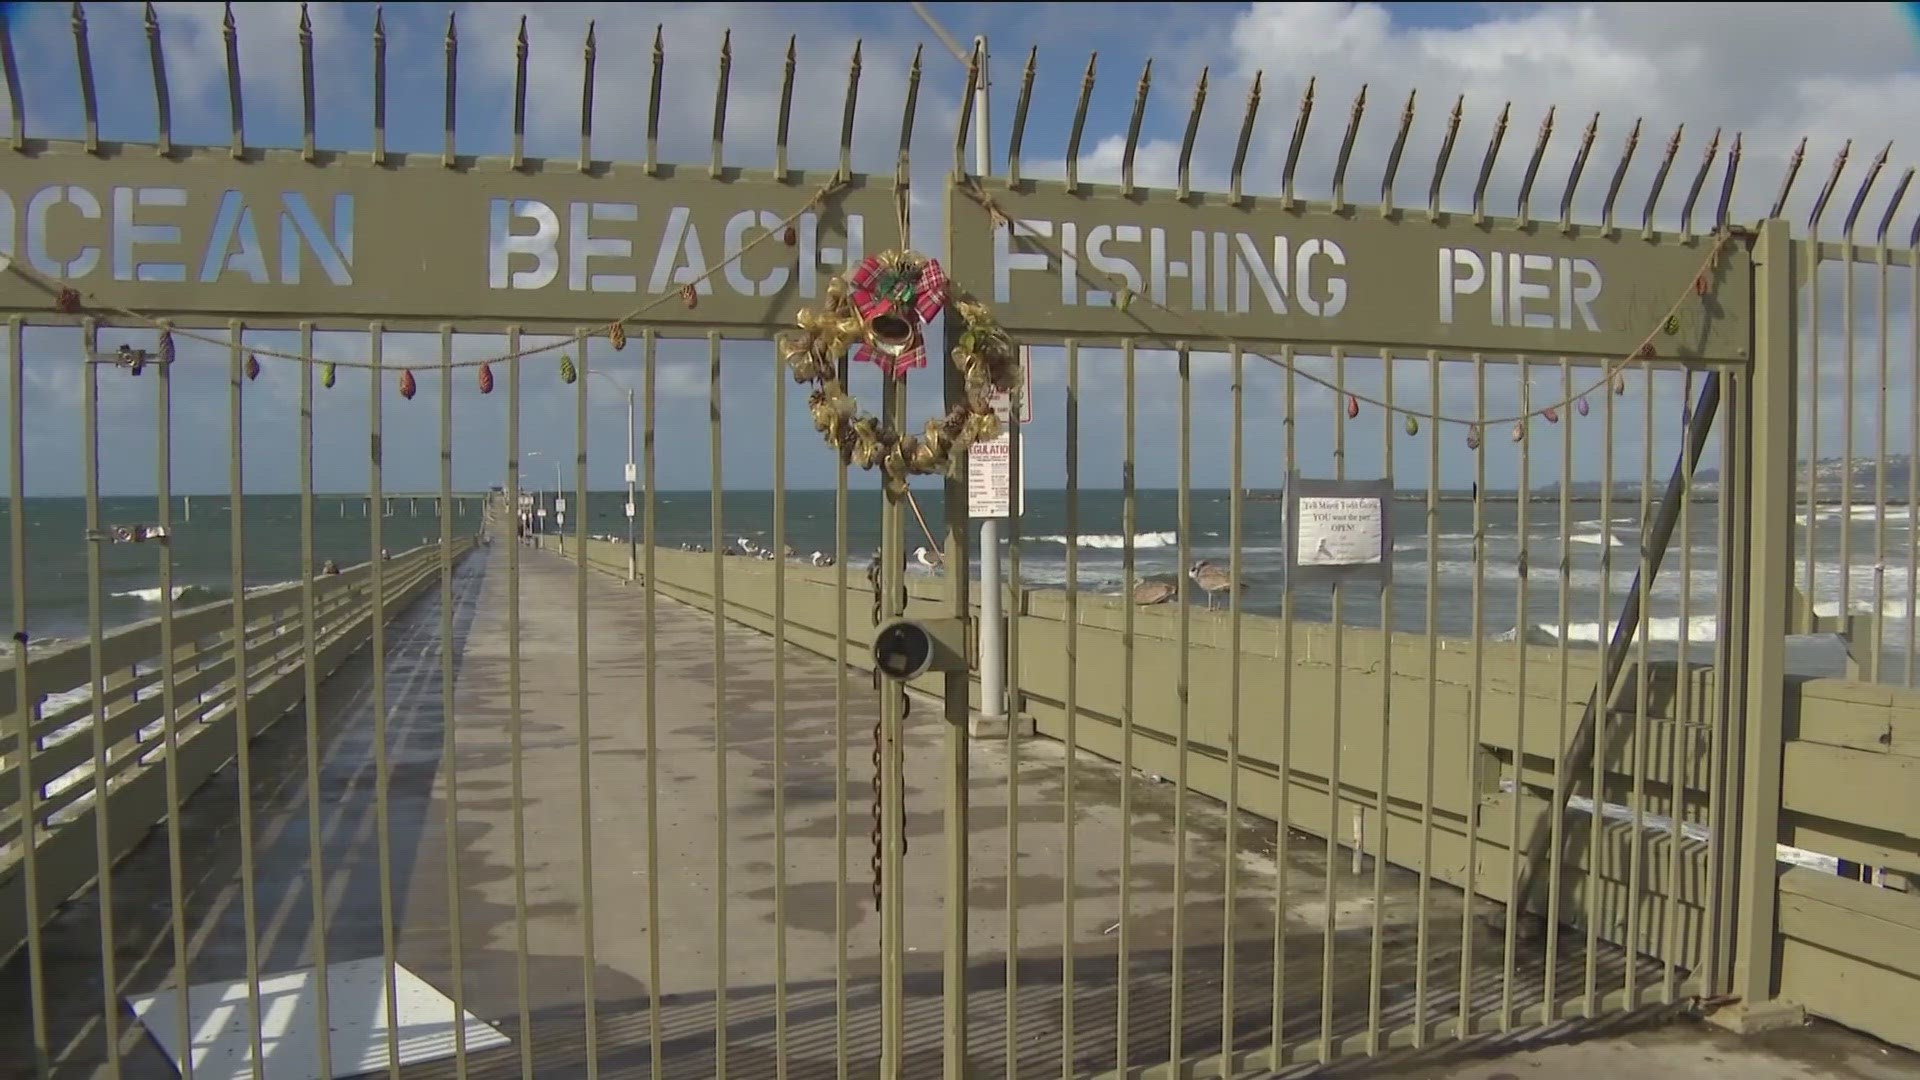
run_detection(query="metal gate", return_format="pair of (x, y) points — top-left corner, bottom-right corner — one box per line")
(0, 8), (1899, 1080)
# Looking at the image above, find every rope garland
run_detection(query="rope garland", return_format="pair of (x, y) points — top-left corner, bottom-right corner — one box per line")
(0, 177), (853, 371)
(956, 175), (1735, 432)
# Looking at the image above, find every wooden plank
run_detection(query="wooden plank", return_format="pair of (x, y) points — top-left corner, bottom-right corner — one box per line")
(1782, 741), (1920, 841)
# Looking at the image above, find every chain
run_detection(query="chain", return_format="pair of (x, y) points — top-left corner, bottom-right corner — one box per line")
(866, 552), (911, 913)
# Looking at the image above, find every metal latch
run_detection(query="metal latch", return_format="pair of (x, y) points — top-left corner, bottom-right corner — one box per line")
(87, 524), (171, 544)
(871, 617), (968, 682)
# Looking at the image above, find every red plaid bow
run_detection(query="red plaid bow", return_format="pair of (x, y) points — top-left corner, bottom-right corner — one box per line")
(848, 256), (949, 378)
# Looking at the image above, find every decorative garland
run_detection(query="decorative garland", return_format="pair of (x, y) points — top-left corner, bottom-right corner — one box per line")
(779, 251), (1022, 503)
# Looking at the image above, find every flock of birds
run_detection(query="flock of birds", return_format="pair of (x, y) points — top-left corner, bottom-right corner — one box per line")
(673, 539), (1239, 608)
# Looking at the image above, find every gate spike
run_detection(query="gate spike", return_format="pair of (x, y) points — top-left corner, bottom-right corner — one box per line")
(1640, 124), (1682, 239)
(145, 2), (172, 156)
(443, 11), (459, 168)
(1007, 46), (1038, 186)
(840, 38), (862, 181)
(1378, 89), (1415, 216)
(1841, 141), (1891, 241)
(71, 2), (99, 154)
(510, 15), (527, 170)
(1427, 93), (1465, 220)
(1769, 136), (1807, 220)
(1557, 112), (1598, 234)
(371, 6), (386, 165)
(1331, 83), (1367, 210)
(895, 43), (921, 186)
(1229, 71), (1261, 205)
(1470, 101), (1510, 225)
(1808, 139), (1852, 231)
(952, 38), (981, 178)
(0, 9), (22, 150)
(1874, 166), (1913, 249)
(1679, 128), (1720, 239)
(1517, 106), (1555, 221)
(646, 25), (664, 176)
(1910, 199), (1920, 251)
(1176, 66), (1209, 201)
(1716, 132), (1742, 231)
(298, 3), (315, 162)
(223, 1), (244, 158)
(579, 21), (597, 173)
(1600, 117), (1641, 234)
(774, 36), (796, 180)
(711, 28), (733, 178)
(1064, 52), (1097, 193)
(1281, 76), (1315, 208)
(1121, 59), (1153, 196)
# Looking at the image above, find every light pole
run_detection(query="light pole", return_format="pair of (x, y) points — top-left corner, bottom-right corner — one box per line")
(588, 368), (640, 582)
(523, 451), (546, 541)
(915, 5), (1006, 728)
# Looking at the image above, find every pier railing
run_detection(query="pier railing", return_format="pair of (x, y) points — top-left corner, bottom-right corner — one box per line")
(0, 539), (472, 964)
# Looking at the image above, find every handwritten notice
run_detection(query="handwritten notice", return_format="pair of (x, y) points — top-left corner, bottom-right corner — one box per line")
(1296, 496), (1383, 567)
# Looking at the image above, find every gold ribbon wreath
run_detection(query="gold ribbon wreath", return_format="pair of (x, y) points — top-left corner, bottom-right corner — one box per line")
(779, 253), (1022, 503)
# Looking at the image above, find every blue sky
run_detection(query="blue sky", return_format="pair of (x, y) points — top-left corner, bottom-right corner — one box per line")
(2, 2), (1917, 495)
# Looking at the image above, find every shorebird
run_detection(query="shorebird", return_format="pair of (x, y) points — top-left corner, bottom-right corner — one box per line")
(810, 551), (836, 567)
(913, 546), (944, 571)
(736, 536), (760, 557)
(1132, 580), (1177, 606)
(1188, 560), (1242, 609)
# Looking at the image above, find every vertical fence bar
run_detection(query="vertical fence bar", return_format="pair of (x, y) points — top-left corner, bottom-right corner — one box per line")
(1803, 186), (1828, 628)
(1365, 350), (1394, 1053)
(1910, 229), (1920, 687)
(1501, 361), (1532, 1030)
(1222, 343), (1245, 1072)
(1414, 350), (1441, 1046)
(1544, 358), (1574, 1019)
(773, 342), (791, 1080)
(1004, 339), (1025, 1080)
(941, 311), (970, 1080)
(833, 345), (851, 1080)
(438, 326), (467, 1075)
(1116, 340), (1136, 1074)
(1320, 348), (1349, 1064)
(708, 330), (730, 1075)
(1872, 237), (1891, 682)
(8, 315), (48, 1079)
(1663, 369), (1696, 1004)
(641, 329), (665, 1079)
(1062, 339), (1080, 1076)
(221, 320), (262, 1080)
(298, 324), (332, 1080)
(1171, 342), (1193, 1067)
(1268, 346), (1298, 1071)
(1587, 361), (1616, 1017)
(574, 330), (600, 1077)
(505, 328), (534, 1078)
(367, 326), (402, 1079)
(1703, 363), (1740, 993)
(1627, 365), (1654, 1009)
(880, 373), (907, 1079)
(149, 324), (190, 1080)
(81, 318), (122, 1079)
(1458, 353), (1487, 1037)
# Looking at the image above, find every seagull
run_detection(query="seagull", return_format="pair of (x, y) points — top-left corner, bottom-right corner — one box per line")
(736, 536), (760, 557)
(913, 546), (944, 572)
(810, 551), (836, 567)
(1188, 560), (1242, 610)
(1133, 580), (1178, 606)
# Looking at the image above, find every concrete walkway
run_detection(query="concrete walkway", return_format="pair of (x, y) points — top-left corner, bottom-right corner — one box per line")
(4, 545), (1917, 1079)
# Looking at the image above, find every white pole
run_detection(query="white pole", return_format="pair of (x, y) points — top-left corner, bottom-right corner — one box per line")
(973, 38), (1007, 729)
(626, 388), (638, 582)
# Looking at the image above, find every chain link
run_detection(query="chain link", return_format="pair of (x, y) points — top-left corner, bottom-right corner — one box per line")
(867, 553), (911, 913)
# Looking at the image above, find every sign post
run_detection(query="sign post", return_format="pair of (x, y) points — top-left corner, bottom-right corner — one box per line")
(974, 340), (1029, 732)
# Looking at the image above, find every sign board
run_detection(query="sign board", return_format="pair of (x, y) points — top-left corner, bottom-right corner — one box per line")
(0, 144), (897, 331)
(536, 508), (547, 518)
(624, 502), (635, 518)
(968, 420), (1024, 519)
(946, 179), (1751, 363)
(1285, 473), (1393, 587)
(555, 497), (566, 513)
(624, 463), (638, 484)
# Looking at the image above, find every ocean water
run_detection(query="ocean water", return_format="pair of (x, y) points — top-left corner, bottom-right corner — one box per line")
(5, 488), (1915, 684)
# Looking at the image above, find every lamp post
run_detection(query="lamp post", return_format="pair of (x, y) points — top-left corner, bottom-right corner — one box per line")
(588, 368), (640, 582)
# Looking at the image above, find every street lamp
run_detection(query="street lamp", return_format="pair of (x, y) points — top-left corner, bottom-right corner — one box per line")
(588, 368), (640, 583)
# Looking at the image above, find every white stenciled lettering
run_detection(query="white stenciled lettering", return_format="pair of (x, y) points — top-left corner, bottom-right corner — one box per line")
(27, 185), (101, 279)
(278, 193), (354, 286)
(1294, 238), (1346, 318)
(994, 219), (1051, 304)
(489, 198), (561, 290)
(200, 190), (268, 283)
(1082, 224), (1141, 308)
(1440, 246), (1603, 331)
(723, 210), (788, 298)
(0, 189), (11, 267)
(112, 186), (187, 283)
(648, 206), (712, 296)
(569, 202), (637, 293)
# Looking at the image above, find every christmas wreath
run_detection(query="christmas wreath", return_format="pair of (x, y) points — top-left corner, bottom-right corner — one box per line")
(779, 250), (1022, 502)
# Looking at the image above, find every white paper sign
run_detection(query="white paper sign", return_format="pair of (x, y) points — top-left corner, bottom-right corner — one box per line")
(1296, 496), (1383, 566)
(555, 497), (566, 513)
(624, 463), (638, 484)
(624, 502), (636, 517)
(968, 429), (1023, 518)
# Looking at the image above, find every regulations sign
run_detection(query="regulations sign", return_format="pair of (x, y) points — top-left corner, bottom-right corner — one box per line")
(968, 347), (1031, 518)
(1286, 473), (1393, 587)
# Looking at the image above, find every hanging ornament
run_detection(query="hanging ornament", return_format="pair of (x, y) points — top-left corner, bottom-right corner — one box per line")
(1115, 286), (1134, 313)
(559, 353), (578, 385)
(1466, 427), (1482, 450)
(1575, 395), (1590, 417)
(1510, 421), (1526, 443)
(1663, 314), (1680, 336)
(1345, 394), (1360, 419)
(1693, 275), (1709, 296)
(681, 284), (698, 309)
(158, 331), (175, 366)
(1637, 342), (1657, 360)
(244, 353), (261, 381)
(783, 225), (797, 246)
(54, 288), (81, 314)
(399, 369), (417, 400)
(1612, 373), (1628, 396)
(478, 363), (495, 395)
(609, 322), (627, 351)
(846, 252), (949, 378)
(1404, 414), (1419, 436)
(1543, 406), (1560, 424)
(320, 361), (337, 389)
